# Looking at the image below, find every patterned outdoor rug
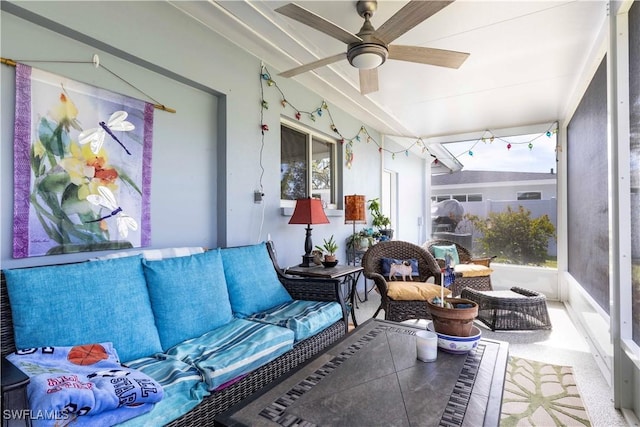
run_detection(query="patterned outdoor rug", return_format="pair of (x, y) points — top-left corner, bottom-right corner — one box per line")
(500, 356), (592, 426)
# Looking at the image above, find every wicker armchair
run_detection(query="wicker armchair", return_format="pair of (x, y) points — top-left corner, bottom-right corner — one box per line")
(424, 239), (494, 297)
(361, 240), (442, 322)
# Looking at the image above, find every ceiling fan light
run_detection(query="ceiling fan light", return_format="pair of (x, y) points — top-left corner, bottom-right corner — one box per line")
(352, 52), (384, 69)
(347, 43), (388, 69)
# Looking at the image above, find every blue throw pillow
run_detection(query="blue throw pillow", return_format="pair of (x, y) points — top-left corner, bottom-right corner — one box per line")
(220, 243), (292, 317)
(4, 256), (162, 362)
(142, 249), (234, 350)
(431, 244), (460, 266)
(381, 257), (419, 277)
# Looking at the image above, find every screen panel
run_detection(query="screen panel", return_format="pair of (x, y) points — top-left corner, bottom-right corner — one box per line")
(567, 58), (609, 313)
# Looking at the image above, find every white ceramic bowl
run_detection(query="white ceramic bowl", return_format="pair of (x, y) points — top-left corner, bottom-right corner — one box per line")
(426, 322), (482, 355)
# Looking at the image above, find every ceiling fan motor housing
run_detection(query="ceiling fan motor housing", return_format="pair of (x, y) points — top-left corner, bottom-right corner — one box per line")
(347, 41), (388, 69)
(348, 1), (388, 69)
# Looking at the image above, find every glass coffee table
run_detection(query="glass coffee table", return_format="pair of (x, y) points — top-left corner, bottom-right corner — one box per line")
(215, 319), (508, 427)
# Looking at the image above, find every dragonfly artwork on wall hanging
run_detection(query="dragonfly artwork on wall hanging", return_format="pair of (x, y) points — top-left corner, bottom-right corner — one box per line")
(87, 186), (139, 239)
(11, 63), (154, 257)
(78, 110), (135, 155)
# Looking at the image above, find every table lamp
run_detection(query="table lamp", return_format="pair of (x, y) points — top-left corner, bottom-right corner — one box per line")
(289, 197), (330, 267)
(344, 195), (366, 266)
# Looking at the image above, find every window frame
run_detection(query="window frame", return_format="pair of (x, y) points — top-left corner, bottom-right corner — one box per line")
(280, 118), (339, 209)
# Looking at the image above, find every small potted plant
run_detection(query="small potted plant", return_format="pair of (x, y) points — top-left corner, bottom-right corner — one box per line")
(367, 198), (393, 239)
(346, 228), (377, 251)
(315, 235), (338, 264)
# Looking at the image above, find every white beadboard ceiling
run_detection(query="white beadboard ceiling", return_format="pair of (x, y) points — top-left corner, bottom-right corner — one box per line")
(170, 0), (607, 154)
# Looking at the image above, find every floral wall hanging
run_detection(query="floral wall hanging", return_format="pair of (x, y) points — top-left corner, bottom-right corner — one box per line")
(13, 64), (153, 258)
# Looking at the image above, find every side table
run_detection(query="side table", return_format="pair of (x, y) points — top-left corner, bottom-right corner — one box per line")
(284, 264), (363, 327)
(2, 357), (31, 427)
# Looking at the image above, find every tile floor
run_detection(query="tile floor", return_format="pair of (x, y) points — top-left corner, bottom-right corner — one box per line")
(350, 288), (629, 427)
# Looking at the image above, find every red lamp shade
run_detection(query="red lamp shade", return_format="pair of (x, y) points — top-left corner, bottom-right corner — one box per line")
(288, 198), (329, 225)
(289, 197), (329, 267)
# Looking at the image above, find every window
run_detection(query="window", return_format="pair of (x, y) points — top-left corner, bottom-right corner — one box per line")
(280, 120), (337, 207)
(517, 191), (542, 200)
(433, 194), (483, 202)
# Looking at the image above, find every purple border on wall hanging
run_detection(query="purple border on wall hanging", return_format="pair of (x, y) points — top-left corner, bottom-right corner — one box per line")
(12, 64), (153, 258)
(12, 64), (32, 258)
(141, 102), (153, 247)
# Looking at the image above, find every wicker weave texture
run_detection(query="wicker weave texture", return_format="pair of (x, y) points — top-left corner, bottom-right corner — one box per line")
(461, 286), (552, 331)
(361, 240), (442, 322)
(449, 275), (492, 298)
(1, 272), (15, 358)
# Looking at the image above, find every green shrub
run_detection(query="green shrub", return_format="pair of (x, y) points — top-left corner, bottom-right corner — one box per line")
(465, 206), (556, 265)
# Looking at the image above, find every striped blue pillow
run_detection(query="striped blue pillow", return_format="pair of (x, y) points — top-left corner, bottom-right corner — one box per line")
(165, 318), (294, 390)
(247, 300), (342, 341)
(121, 356), (209, 427)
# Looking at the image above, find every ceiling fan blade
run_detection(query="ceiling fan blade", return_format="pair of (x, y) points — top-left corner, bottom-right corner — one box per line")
(275, 3), (362, 45)
(279, 53), (347, 78)
(375, 0), (454, 44)
(359, 68), (379, 95)
(388, 45), (469, 69)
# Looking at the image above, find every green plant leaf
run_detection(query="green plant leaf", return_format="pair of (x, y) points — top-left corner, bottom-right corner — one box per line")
(61, 184), (94, 216)
(114, 166), (142, 195)
(38, 117), (72, 158)
(38, 170), (70, 194)
(30, 193), (63, 244)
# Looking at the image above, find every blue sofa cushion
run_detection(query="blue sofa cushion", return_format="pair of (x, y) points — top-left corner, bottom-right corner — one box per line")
(165, 318), (294, 390)
(119, 356), (209, 427)
(246, 300), (343, 342)
(3, 256), (162, 362)
(142, 249), (234, 350)
(220, 243), (292, 317)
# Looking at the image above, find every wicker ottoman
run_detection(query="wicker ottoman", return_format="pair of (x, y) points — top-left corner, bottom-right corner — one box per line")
(449, 274), (492, 297)
(461, 286), (552, 331)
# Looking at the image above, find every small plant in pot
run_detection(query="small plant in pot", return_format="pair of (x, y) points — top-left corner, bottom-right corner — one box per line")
(367, 198), (393, 239)
(315, 235), (338, 267)
(346, 228), (377, 251)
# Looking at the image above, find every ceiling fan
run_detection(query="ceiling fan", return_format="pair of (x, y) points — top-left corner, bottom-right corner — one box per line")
(275, 0), (470, 95)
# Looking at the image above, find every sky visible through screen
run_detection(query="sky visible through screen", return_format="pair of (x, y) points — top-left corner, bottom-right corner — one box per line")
(444, 132), (558, 173)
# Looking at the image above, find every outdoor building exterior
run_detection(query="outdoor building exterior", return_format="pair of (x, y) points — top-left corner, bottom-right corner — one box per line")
(431, 170), (557, 203)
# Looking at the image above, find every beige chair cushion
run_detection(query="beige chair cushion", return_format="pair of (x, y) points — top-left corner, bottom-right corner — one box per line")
(454, 264), (493, 277)
(387, 281), (452, 301)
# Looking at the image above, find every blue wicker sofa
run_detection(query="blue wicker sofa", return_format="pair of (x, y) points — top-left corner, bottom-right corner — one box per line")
(0, 241), (348, 426)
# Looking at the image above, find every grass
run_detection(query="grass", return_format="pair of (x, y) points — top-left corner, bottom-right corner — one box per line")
(492, 256), (557, 268)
